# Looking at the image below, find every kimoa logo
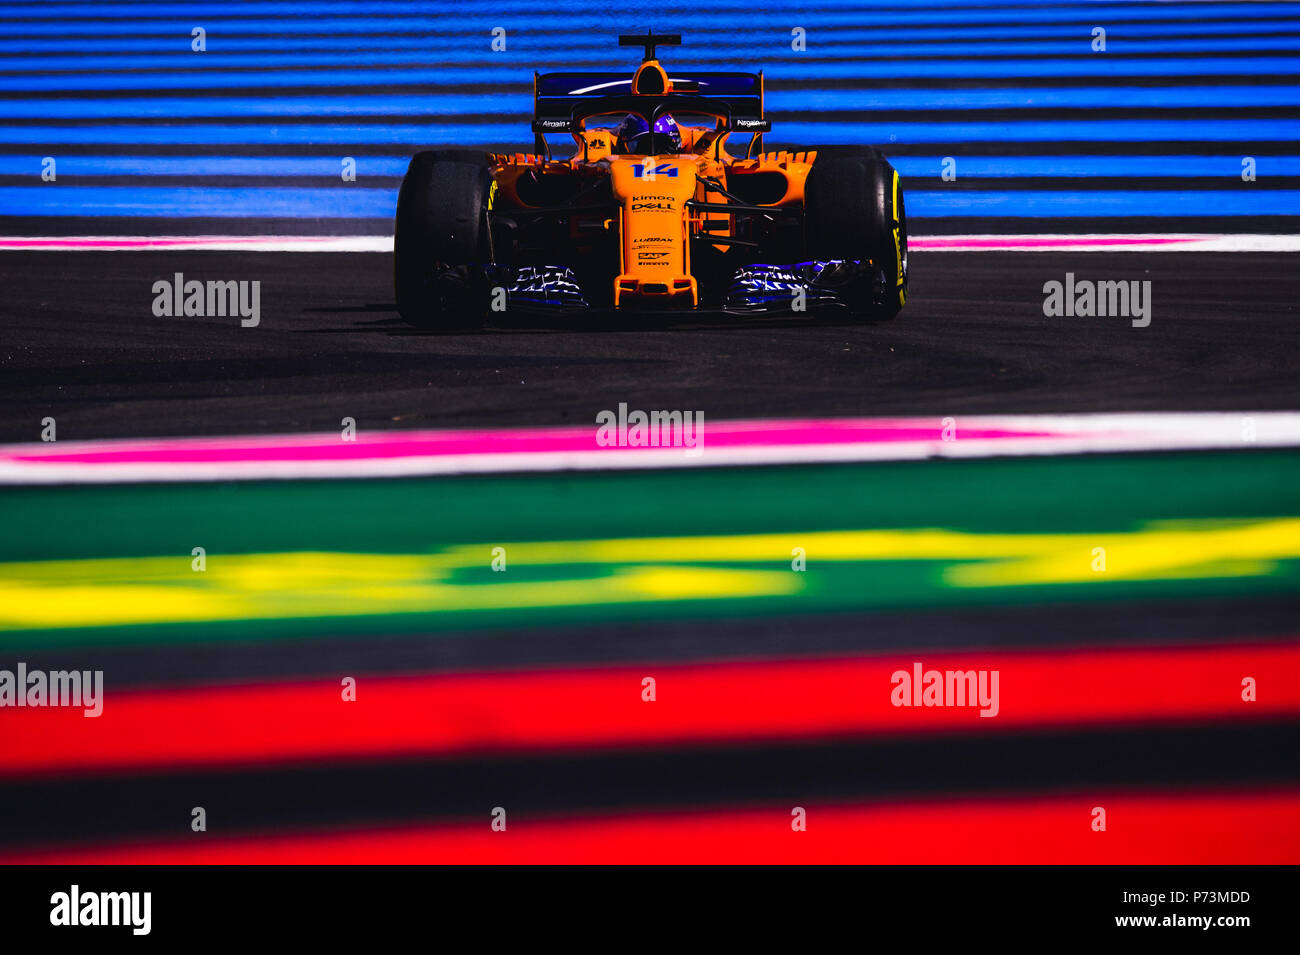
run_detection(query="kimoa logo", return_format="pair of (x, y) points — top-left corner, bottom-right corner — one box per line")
(1042, 272), (1151, 327)
(152, 272), (260, 327)
(50, 885), (151, 936)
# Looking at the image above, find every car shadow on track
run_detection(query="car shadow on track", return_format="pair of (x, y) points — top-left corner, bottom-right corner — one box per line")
(303, 304), (897, 335)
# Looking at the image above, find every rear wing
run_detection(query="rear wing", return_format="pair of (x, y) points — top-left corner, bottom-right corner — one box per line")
(532, 71), (768, 154)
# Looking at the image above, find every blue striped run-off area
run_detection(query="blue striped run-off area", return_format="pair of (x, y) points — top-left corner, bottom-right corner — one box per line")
(1, 0), (1298, 235)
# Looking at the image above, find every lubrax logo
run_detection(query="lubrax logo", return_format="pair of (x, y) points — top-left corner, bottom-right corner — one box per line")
(50, 885), (151, 936)
(891, 662), (1000, 717)
(152, 272), (261, 327)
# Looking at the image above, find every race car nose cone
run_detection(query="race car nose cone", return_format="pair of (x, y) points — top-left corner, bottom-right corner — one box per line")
(608, 155), (698, 308)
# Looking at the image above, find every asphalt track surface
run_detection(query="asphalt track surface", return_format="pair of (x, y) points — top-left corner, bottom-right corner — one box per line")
(1, 248), (1298, 442)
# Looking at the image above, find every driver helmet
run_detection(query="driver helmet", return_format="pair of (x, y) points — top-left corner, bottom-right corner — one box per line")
(614, 113), (683, 154)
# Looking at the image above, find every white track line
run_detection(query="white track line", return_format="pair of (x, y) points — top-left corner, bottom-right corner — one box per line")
(0, 234), (1298, 253)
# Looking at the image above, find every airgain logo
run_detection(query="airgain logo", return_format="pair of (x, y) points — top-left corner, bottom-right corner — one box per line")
(633, 163), (678, 178)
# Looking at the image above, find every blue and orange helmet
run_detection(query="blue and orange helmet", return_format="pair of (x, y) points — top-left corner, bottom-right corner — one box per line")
(614, 113), (683, 154)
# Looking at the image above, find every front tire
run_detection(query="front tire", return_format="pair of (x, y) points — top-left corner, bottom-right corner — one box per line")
(394, 150), (494, 328)
(804, 149), (908, 319)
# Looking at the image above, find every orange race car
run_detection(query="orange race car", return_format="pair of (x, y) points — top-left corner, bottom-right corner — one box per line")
(394, 31), (908, 326)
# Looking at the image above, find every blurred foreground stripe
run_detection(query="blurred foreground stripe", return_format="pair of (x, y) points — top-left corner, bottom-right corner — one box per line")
(5, 789), (1298, 864)
(3, 643), (1296, 776)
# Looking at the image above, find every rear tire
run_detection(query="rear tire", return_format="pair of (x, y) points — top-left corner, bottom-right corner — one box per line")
(394, 150), (494, 328)
(804, 149), (908, 319)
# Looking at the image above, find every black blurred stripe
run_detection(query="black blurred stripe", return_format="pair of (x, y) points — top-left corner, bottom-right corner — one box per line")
(10, 595), (1300, 692)
(2, 721), (1296, 849)
(5, 140), (1296, 158)
(5, 108), (1298, 126)
(20, 176), (1292, 193)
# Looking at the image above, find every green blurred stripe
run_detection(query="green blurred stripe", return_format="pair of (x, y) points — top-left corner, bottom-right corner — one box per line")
(5, 450), (1300, 561)
(2, 449), (1298, 650)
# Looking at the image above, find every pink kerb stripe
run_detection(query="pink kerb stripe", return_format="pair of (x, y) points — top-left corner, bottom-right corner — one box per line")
(910, 235), (1194, 249)
(8, 420), (1057, 465)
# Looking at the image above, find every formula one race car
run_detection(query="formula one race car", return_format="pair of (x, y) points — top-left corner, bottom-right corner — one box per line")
(394, 31), (907, 326)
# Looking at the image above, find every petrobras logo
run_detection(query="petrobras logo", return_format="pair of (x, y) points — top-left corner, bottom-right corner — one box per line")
(633, 162), (678, 178)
